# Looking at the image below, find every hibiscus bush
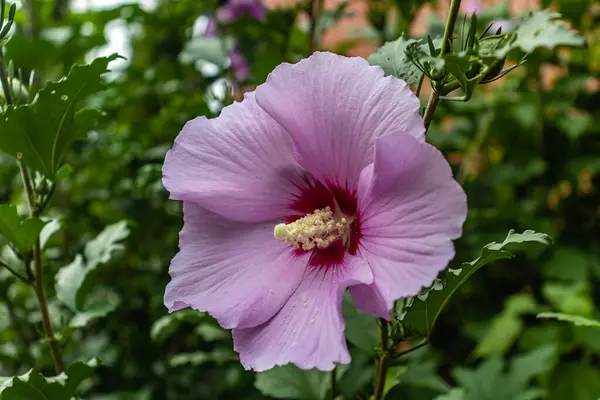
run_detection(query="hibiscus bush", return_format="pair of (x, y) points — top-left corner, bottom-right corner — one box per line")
(0, 0), (598, 399)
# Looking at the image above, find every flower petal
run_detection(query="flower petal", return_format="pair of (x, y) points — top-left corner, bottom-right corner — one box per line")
(162, 92), (305, 223)
(233, 256), (373, 371)
(165, 202), (308, 329)
(351, 133), (467, 318)
(254, 52), (424, 192)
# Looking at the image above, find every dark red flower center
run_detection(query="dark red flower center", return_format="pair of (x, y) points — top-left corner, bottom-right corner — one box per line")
(278, 176), (361, 268)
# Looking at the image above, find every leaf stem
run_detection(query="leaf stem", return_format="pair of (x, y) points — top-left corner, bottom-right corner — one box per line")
(374, 318), (391, 400)
(0, 258), (31, 283)
(393, 338), (429, 359)
(422, 0), (462, 133)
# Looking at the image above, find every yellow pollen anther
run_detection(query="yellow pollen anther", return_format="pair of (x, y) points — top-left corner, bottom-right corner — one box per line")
(273, 207), (350, 250)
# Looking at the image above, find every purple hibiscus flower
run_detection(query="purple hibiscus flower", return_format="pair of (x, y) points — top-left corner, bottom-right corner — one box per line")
(461, 0), (512, 32)
(162, 52), (467, 371)
(204, 0), (265, 82)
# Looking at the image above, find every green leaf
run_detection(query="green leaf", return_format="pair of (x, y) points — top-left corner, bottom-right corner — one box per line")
(444, 53), (470, 93)
(342, 294), (378, 353)
(0, 55), (118, 178)
(537, 312), (600, 329)
(39, 218), (61, 249)
(179, 37), (233, 66)
(508, 345), (557, 388)
(450, 346), (556, 400)
(0, 204), (46, 253)
(434, 388), (465, 400)
(548, 363), (600, 400)
(338, 351), (374, 399)
(55, 254), (86, 311)
(55, 221), (130, 311)
(403, 230), (552, 338)
(0, 359), (98, 399)
(150, 310), (205, 343)
(474, 294), (540, 358)
(494, 10), (584, 57)
(254, 365), (330, 400)
(69, 299), (119, 328)
(84, 220), (129, 268)
(400, 360), (452, 393)
(169, 349), (234, 367)
(368, 35), (438, 88)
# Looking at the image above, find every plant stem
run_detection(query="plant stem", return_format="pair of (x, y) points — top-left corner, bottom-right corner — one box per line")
(32, 239), (64, 373)
(422, 0), (462, 133)
(308, 0), (324, 54)
(21, 164), (64, 373)
(373, 319), (391, 400)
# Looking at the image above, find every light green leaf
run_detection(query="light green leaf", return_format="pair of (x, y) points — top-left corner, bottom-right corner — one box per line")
(537, 312), (600, 329)
(84, 220), (129, 268)
(255, 365), (330, 400)
(56, 221), (130, 311)
(342, 294), (378, 353)
(451, 346), (555, 400)
(0, 204), (46, 253)
(368, 35), (440, 88)
(400, 360), (451, 393)
(0, 55), (118, 178)
(509, 345), (557, 388)
(435, 388), (465, 400)
(39, 218), (61, 249)
(179, 37), (233, 67)
(55, 254), (86, 311)
(474, 294), (540, 358)
(494, 10), (584, 57)
(169, 349), (234, 368)
(403, 230), (552, 338)
(69, 299), (119, 328)
(150, 310), (205, 343)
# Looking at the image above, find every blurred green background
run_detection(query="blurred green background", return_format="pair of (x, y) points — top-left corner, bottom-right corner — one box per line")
(0, 0), (599, 399)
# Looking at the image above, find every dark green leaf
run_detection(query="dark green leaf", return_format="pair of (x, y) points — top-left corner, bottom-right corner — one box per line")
(0, 204), (46, 253)
(342, 294), (378, 353)
(0, 55), (118, 178)
(0, 359), (98, 399)
(403, 230), (552, 338)
(254, 365), (330, 400)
